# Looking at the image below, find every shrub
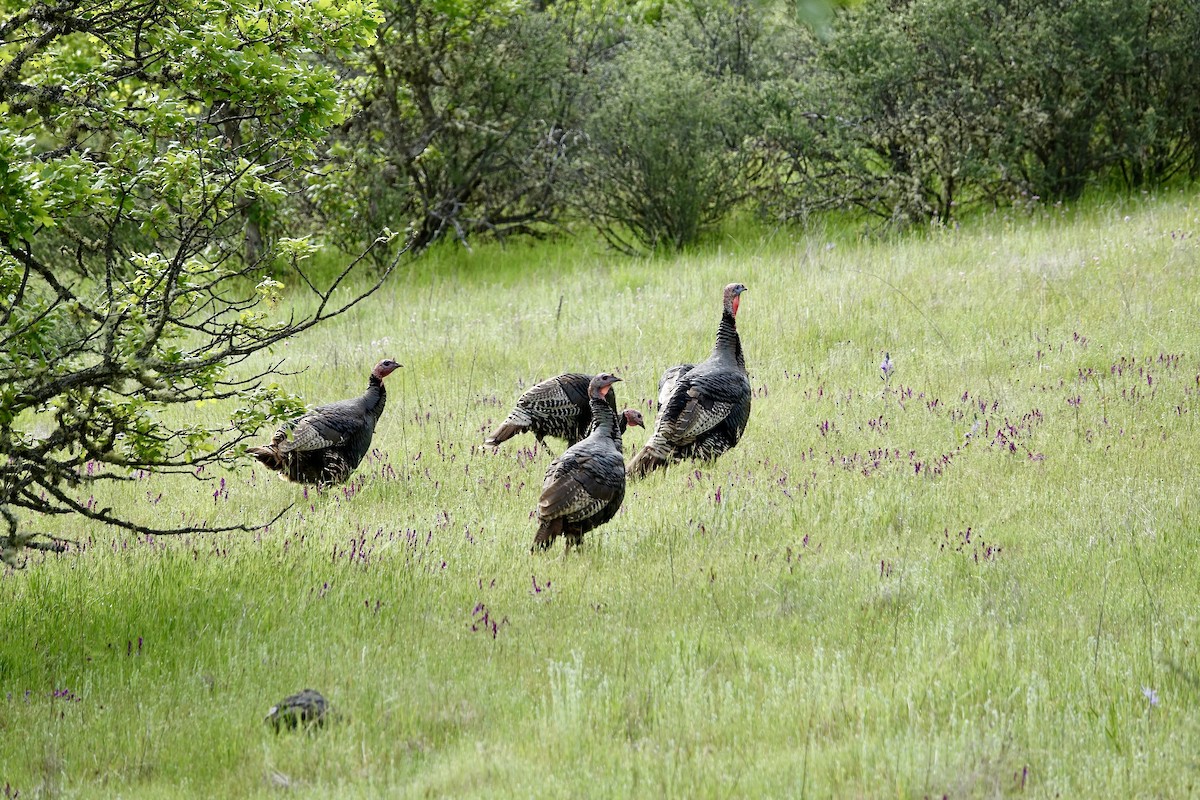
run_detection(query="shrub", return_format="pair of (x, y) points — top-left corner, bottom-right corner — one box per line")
(762, 0), (1200, 227)
(311, 2), (579, 257)
(573, 5), (764, 254)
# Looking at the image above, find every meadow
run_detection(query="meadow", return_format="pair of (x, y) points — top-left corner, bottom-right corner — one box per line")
(3, 192), (1200, 797)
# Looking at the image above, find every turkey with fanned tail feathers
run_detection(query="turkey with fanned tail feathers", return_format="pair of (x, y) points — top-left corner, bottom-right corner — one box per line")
(249, 359), (400, 486)
(627, 283), (750, 478)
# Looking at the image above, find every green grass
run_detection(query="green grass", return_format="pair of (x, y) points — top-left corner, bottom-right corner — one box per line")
(4, 191), (1200, 797)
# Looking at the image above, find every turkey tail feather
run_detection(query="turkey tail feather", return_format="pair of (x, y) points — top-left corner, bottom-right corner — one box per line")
(249, 445), (285, 472)
(485, 421), (527, 447)
(532, 518), (562, 551)
(626, 435), (674, 478)
(485, 408), (533, 446)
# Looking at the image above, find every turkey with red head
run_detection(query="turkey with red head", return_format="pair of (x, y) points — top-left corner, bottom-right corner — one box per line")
(532, 373), (627, 551)
(486, 372), (644, 452)
(627, 283), (750, 478)
(249, 359), (401, 485)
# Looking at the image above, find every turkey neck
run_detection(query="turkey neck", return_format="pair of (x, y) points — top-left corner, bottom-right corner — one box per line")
(710, 309), (745, 370)
(364, 373), (387, 420)
(588, 394), (621, 449)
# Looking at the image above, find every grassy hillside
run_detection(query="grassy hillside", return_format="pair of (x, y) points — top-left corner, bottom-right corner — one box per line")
(3, 192), (1200, 797)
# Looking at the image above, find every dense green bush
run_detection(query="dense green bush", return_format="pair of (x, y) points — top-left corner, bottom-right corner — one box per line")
(763, 0), (1200, 227)
(768, 0), (1010, 225)
(573, 3), (765, 253)
(304, 0), (1200, 249)
(300, 0), (1200, 248)
(311, 1), (582, 256)
(1095, 0), (1200, 188)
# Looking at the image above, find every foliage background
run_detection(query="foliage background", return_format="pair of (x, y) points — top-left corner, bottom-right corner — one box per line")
(309, 0), (1200, 252)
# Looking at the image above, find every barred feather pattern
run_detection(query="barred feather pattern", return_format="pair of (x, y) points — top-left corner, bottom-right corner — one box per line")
(486, 373), (620, 448)
(532, 377), (626, 551)
(628, 284), (750, 478)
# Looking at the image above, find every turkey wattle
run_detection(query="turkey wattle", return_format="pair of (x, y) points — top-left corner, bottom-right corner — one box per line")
(249, 359), (400, 485)
(627, 283), (750, 477)
(486, 372), (644, 451)
(532, 373), (627, 551)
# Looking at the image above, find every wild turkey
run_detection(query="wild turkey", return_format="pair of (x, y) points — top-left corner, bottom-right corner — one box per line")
(627, 283), (750, 478)
(532, 373), (627, 551)
(485, 372), (645, 451)
(621, 408), (645, 437)
(265, 689), (334, 731)
(249, 358), (400, 485)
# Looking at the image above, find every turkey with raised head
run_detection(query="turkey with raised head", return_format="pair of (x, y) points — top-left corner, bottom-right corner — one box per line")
(249, 358), (400, 485)
(532, 373), (627, 551)
(627, 283), (750, 478)
(486, 372), (644, 452)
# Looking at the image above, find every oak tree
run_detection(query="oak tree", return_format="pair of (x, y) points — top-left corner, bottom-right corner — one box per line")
(0, 0), (396, 562)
